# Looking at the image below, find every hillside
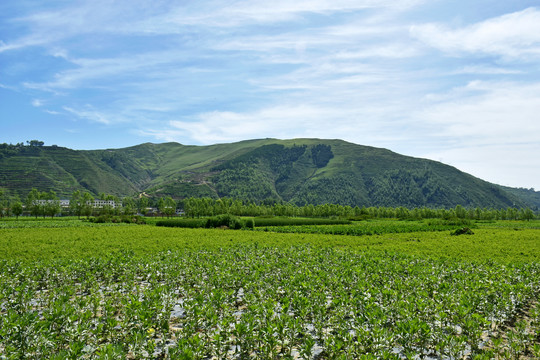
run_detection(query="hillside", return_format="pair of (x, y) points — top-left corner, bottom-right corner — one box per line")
(0, 139), (537, 209)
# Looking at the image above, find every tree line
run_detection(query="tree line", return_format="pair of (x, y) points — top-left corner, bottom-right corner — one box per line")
(181, 197), (537, 221)
(0, 189), (537, 221)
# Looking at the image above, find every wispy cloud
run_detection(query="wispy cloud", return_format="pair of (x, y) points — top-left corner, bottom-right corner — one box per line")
(31, 99), (43, 107)
(170, 104), (348, 144)
(2, 0), (540, 188)
(1, 0), (424, 53)
(44, 109), (61, 115)
(451, 65), (523, 75)
(412, 80), (540, 188)
(63, 106), (111, 125)
(159, 0), (427, 28)
(410, 7), (540, 60)
(417, 81), (540, 143)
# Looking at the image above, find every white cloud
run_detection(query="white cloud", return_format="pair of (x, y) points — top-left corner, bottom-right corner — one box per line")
(422, 143), (540, 190)
(142, 93), (424, 148)
(44, 109), (61, 115)
(3, 0), (540, 189)
(0, 36), (50, 53)
(0, 83), (17, 90)
(23, 50), (193, 91)
(1, 0), (425, 53)
(31, 99), (43, 107)
(418, 81), (540, 143)
(162, 0), (426, 28)
(334, 44), (420, 60)
(410, 7), (540, 60)
(413, 80), (540, 188)
(451, 65), (523, 75)
(63, 106), (111, 125)
(165, 104), (344, 144)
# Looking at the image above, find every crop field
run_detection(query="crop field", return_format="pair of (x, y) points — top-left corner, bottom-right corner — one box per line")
(252, 219), (471, 237)
(1, 218), (539, 359)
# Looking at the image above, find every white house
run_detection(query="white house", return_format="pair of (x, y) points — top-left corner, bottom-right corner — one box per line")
(33, 199), (122, 209)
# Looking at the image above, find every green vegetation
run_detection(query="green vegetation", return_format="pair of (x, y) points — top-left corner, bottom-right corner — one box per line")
(156, 216), (349, 229)
(88, 215), (146, 224)
(157, 214), (250, 229)
(1, 218), (539, 358)
(2, 139), (540, 357)
(1, 138), (539, 209)
(1, 218), (539, 262)
(180, 197), (538, 221)
(2, 186), (538, 224)
(155, 218), (208, 229)
(252, 217), (351, 227)
(254, 219), (473, 236)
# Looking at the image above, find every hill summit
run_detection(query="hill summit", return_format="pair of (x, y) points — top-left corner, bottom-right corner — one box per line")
(0, 139), (537, 209)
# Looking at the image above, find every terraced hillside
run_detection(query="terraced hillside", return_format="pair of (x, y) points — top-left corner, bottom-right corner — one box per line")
(0, 139), (538, 209)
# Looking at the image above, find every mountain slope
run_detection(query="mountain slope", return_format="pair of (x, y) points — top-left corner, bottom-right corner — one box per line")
(0, 139), (537, 209)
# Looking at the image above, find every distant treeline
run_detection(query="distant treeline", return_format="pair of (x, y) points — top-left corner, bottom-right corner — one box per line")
(0, 188), (537, 221)
(0, 141), (47, 159)
(0, 189), (170, 219)
(0, 140), (45, 148)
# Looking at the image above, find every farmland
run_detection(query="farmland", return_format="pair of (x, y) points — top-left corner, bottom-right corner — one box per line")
(1, 218), (539, 359)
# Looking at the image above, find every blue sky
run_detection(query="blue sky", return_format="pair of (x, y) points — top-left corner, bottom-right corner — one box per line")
(1, 0), (540, 190)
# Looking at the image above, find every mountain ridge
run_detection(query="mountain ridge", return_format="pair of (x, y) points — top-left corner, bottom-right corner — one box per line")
(0, 139), (538, 209)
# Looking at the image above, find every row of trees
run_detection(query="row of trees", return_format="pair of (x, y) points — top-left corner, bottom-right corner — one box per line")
(0, 189), (180, 219)
(1, 189), (78, 219)
(182, 197), (537, 221)
(0, 189), (24, 218)
(0, 189), (537, 221)
(67, 191), (176, 218)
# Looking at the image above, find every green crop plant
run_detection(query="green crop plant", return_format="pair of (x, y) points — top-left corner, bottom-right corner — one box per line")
(1, 218), (539, 358)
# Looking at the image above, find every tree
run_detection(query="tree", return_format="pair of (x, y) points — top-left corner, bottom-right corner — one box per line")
(70, 190), (83, 218)
(98, 194), (116, 216)
(137, 196), (149, 215)
(82, 192), (94, 218)
(455, 205), (467, 219)
(520, 208), (535, 221)
(0, 199), (10, 218)
(157, 197), (177, 218)
(27, 140), (44, 146)
(122, 197), (136, 216)
(184, 197), (197, 218)
(12, 201), (23, 219)
(0, 189), (6, 218)
(160, 196), (176, 218)
(26, 188), (42, 218)
(43, 191), (60, 218)
(157, 197), (165, 217)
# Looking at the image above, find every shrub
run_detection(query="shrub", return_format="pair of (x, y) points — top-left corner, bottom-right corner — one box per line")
(428, 218), (471, 227)
(156, 219), (206, 228)
(156, 215), (247, 229)
(450, 227), (474, 236)
(244, 218), (255, 229)
(253, 217), (351, 227)
(89, 215), (146, 224)
(205, 214), (245, 229)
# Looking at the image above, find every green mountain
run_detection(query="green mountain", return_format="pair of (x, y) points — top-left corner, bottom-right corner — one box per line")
(0, 139), (538, 209)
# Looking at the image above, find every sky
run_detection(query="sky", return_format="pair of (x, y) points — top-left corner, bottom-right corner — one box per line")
(1, 0), (540, 190)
